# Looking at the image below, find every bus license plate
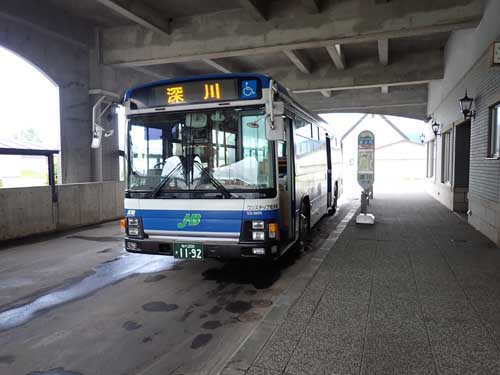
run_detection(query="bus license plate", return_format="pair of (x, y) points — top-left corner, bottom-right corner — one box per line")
(173, 243), (204, 259)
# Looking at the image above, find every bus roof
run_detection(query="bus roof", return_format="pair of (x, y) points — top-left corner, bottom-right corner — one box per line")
(122, 73), (327, 128)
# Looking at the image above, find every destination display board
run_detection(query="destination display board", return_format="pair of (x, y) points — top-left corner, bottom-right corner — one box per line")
(357, 130), (375, 191)
(128, 78), (262, 109)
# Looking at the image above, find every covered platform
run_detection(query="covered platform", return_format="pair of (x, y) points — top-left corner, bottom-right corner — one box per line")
(225, 192), (500, 375)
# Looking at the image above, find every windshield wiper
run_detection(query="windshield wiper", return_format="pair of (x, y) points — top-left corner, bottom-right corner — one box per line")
(193, 161), (232, 199)
(150, 162), (183, 198)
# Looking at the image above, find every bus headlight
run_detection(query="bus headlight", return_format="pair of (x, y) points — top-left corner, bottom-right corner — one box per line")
(127, 217), (139, 226)
(128, 227), (139, 236)
(252, 231), (265, 241)
(252, 220), (265, 230)
(126, 217), (143, 238)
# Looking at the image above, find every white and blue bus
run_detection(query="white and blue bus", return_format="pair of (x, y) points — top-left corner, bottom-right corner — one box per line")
(121, 74), (342, 260)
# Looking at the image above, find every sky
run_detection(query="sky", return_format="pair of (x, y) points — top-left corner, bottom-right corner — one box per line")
(0, 46), (60, 149)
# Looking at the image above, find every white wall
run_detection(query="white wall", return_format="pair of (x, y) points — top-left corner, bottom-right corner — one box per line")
(426, 0), (500, 244)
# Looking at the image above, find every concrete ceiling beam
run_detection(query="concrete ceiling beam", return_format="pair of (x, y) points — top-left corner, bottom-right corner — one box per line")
(298, 85), (428, 120)
(100, 0), (482, 66)
(282, 49), (442, 93)
(96, 0), (171, 36)
(202, 59), (232, 73)
(326, 44), (346, 70)
(0, 0), (91, 48)
(300, 0), (321, 14)
(237, 0), (268, 21)
(378, 38), (389, 65)
(129, 66), (169, 80)
(283, 50), (312, 74)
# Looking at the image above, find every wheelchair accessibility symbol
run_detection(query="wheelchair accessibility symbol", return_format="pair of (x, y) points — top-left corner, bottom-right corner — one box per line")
(241, 80), (258, 99)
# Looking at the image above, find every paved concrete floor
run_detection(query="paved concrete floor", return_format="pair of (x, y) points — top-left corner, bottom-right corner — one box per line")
(243, 192), (500, 375)
(0, 202), (354, 375)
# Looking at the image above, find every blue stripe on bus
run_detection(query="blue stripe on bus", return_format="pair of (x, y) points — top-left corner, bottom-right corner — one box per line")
(126, 209), (279, 233)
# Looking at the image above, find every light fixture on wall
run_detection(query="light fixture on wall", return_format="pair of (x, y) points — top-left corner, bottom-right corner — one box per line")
(431, 118), (441, 136)
(459, 89), (476, 120)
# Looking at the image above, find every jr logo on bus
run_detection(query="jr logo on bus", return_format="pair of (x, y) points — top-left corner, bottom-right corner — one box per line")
(177, 214), (202, 229)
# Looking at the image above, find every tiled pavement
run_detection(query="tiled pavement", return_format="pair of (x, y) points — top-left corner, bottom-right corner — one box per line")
(245, 193), (500, 375)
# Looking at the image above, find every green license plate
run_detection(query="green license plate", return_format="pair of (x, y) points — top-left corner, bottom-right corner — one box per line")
(173, 243), (204, 259)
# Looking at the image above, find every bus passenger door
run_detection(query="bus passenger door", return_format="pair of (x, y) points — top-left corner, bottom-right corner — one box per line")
(326, 136), (333, 208)
(278, 118), (296, 242)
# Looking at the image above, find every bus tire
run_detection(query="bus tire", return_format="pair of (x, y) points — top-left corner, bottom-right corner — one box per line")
(327, 184), (338, 216)
(299, 199), (311, 246)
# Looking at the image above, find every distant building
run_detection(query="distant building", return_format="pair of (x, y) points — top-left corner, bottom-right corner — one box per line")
(340, 114), (425, 194)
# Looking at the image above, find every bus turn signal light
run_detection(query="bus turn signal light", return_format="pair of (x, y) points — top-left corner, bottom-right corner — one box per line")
(120, 218), (126, 231)
(268, 223), (279, 239)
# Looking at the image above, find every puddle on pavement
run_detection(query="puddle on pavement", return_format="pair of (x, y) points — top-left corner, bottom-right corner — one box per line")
(237, 311), (262, 322)
(0, 354), (15, 364)
(97, 248), (114, 253)
(67, 235), (122, 242)
(122, 321), (142, 331)
(202, 262), (282, 290)
(225, 301), (252, 314)
(142, 301), (178, 312)
(207, 305), (222, 315)
(143, 274), (166, 283)
(191, 333), (212, 349)
(26, 368), (82, 375)
(0, 253), (178, 331)
(201, 320), (222, 330)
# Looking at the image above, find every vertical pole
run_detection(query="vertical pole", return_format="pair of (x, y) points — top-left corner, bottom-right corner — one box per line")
(360, 190), (367, 214)
(48, 153), (58, 203)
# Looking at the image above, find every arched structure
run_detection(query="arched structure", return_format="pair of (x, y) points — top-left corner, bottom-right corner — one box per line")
(0, 45), (60, 151)
(0, 15), (91, 183)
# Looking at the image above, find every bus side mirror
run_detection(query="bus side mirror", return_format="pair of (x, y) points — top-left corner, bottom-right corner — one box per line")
(265, 101), (286, 141)
(272, 101), (285, 115)
(266, 116), (285, 141)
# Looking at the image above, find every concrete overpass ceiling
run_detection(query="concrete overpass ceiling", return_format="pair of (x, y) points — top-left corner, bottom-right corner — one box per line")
(140, 0), (238, 18)
(390, 32), (450, 55)
(296, 84), (429, 120)
(228, 52), (295, 73)
(338, 41), (379, 65)
(47, 0), (132, 27)
(1, 0), (483, 120)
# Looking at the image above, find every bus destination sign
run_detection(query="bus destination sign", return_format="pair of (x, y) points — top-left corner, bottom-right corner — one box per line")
(129, 78), (261, 109)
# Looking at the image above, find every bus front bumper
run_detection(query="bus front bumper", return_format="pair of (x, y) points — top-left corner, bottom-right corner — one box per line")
(124, 237), (280, 259)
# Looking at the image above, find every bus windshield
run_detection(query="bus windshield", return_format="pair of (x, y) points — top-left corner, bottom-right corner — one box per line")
(127, 107), (275, 197)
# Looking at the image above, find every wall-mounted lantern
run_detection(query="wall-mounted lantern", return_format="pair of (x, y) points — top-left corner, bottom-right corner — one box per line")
(459, 89), (476, 120)
(431, 118), (441, 136)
